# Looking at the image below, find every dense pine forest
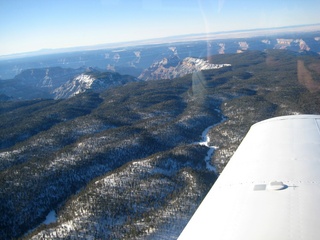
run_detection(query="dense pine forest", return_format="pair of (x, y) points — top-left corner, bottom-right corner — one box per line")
(1, 49), (320, 239)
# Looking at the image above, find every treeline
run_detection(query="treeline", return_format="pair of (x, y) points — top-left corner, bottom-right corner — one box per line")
(0, 67), (225, 239)
(25, 145), (216, 239)
(1, 49), (320, 239)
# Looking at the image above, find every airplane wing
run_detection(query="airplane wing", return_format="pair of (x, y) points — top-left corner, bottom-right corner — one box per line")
(179, 115), (320, 240)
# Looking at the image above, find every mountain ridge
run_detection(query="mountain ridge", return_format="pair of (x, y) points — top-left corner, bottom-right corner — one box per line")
(1, 24), (319, 60)
(1, 50), (320, 239)
(53, 70), (139, 99)
(139, 56), (231, 80)
(0, 68), (140, 100)
(1, 29), (320, 80)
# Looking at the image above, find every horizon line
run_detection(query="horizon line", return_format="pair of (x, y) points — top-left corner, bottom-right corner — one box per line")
(1, 23), (320, 60)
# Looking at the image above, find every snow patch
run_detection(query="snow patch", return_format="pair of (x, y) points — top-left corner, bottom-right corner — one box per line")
(44, 210), (57, 225)
(196, 113), (227, 173)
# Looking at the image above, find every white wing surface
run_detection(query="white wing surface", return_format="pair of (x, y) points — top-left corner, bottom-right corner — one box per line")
(179, 115), (320, 240)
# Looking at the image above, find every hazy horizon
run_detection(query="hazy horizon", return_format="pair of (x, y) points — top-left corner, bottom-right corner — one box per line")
(1, 23), (319, 60)
(1, 0), (320, 56)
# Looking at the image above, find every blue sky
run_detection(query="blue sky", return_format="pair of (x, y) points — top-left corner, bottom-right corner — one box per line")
(1, 0), (320, 56)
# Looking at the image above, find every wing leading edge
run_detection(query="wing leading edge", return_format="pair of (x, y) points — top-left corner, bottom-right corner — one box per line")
(179, 115), (320, 240)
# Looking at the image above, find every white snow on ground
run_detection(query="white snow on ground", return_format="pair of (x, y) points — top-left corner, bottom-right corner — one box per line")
(44, 210), (57, 225)
(25, 210), (58, 237)
(197, 112), (227, 173)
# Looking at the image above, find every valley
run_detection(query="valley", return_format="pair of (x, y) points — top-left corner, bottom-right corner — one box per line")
(0, 31), (320, 239)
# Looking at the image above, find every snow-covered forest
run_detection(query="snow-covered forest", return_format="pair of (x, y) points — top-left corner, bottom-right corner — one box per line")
(1, 50), (320, 239)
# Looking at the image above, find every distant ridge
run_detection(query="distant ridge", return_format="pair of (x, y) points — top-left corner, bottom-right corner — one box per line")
(1, 24), (320, 60)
